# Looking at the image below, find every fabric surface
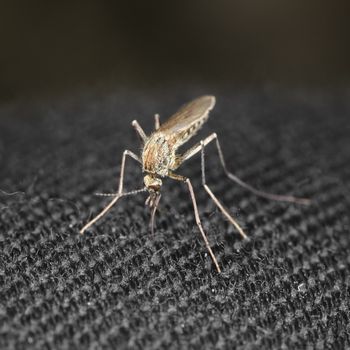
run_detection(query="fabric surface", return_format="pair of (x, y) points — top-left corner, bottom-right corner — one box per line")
(0, 88), (349, 349)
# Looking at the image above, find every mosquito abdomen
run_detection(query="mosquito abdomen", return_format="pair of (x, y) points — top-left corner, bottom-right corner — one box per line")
(175, 116), (209, 146)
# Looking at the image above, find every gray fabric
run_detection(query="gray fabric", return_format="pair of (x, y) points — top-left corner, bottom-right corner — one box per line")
(1, 88), (349, 349)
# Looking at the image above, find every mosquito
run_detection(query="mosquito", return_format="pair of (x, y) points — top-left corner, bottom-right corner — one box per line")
(80, 95), (310, 272)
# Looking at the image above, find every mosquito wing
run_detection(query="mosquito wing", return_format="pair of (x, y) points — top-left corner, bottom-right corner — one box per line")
(158, 95), (216, 146)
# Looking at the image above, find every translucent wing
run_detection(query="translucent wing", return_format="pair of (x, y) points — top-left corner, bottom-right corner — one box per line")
(159, 95), (216, 136)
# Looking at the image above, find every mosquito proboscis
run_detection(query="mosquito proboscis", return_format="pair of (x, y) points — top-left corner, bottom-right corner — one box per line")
(80, 95), (310, 272)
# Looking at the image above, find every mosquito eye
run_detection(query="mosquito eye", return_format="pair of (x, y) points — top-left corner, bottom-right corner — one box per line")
(150, 185), (160, 192)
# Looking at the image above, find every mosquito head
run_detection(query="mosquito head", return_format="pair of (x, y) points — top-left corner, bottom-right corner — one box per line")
(144, 175), (162, 221)
(144, 174), (162, 194)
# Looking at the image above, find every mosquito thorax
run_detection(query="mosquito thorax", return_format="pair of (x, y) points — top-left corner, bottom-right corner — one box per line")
(144, 174), (162, 193)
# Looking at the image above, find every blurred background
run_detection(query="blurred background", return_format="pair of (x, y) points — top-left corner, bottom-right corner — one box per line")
(0, 1), (349, 104)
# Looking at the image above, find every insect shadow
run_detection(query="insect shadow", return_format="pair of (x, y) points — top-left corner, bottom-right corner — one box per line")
(80, 96), (310, 273)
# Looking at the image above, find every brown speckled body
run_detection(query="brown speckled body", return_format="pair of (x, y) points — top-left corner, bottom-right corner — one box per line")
(142, 95), (215, 178)
(142, 132), (178, 177)
(80, 94), (310, 274)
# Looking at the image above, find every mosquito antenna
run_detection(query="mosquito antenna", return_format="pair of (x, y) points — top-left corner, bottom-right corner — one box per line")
(80, 187), (147, 234)
(149, 193), (161, 235)
(95, 193), (118, 197)
(95, 188), (147, 197)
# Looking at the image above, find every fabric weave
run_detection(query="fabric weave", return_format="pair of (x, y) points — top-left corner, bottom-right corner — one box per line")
(0, 88), (349, 349)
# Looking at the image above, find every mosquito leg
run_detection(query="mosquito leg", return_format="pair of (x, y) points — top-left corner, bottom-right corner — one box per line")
(131, 120), (147, 142)
(168, 172), (221, 273)
(213, 136), (311, 204)
(154, 114), (160, 130)
(185, 178), (221, 273)
(181, 133), (310, 205)
(80, 195), (122, 234)
(200, 141), (248, 240)
(117, 150), (141, 194)
(171, 133), (216, 171)
(80, 150), (141, 234)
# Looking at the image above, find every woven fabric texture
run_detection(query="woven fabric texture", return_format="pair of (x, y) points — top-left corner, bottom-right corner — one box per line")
(0, 88), (349, 349)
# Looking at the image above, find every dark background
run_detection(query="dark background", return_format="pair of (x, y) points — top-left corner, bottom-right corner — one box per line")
(1, 1), (350, 103)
